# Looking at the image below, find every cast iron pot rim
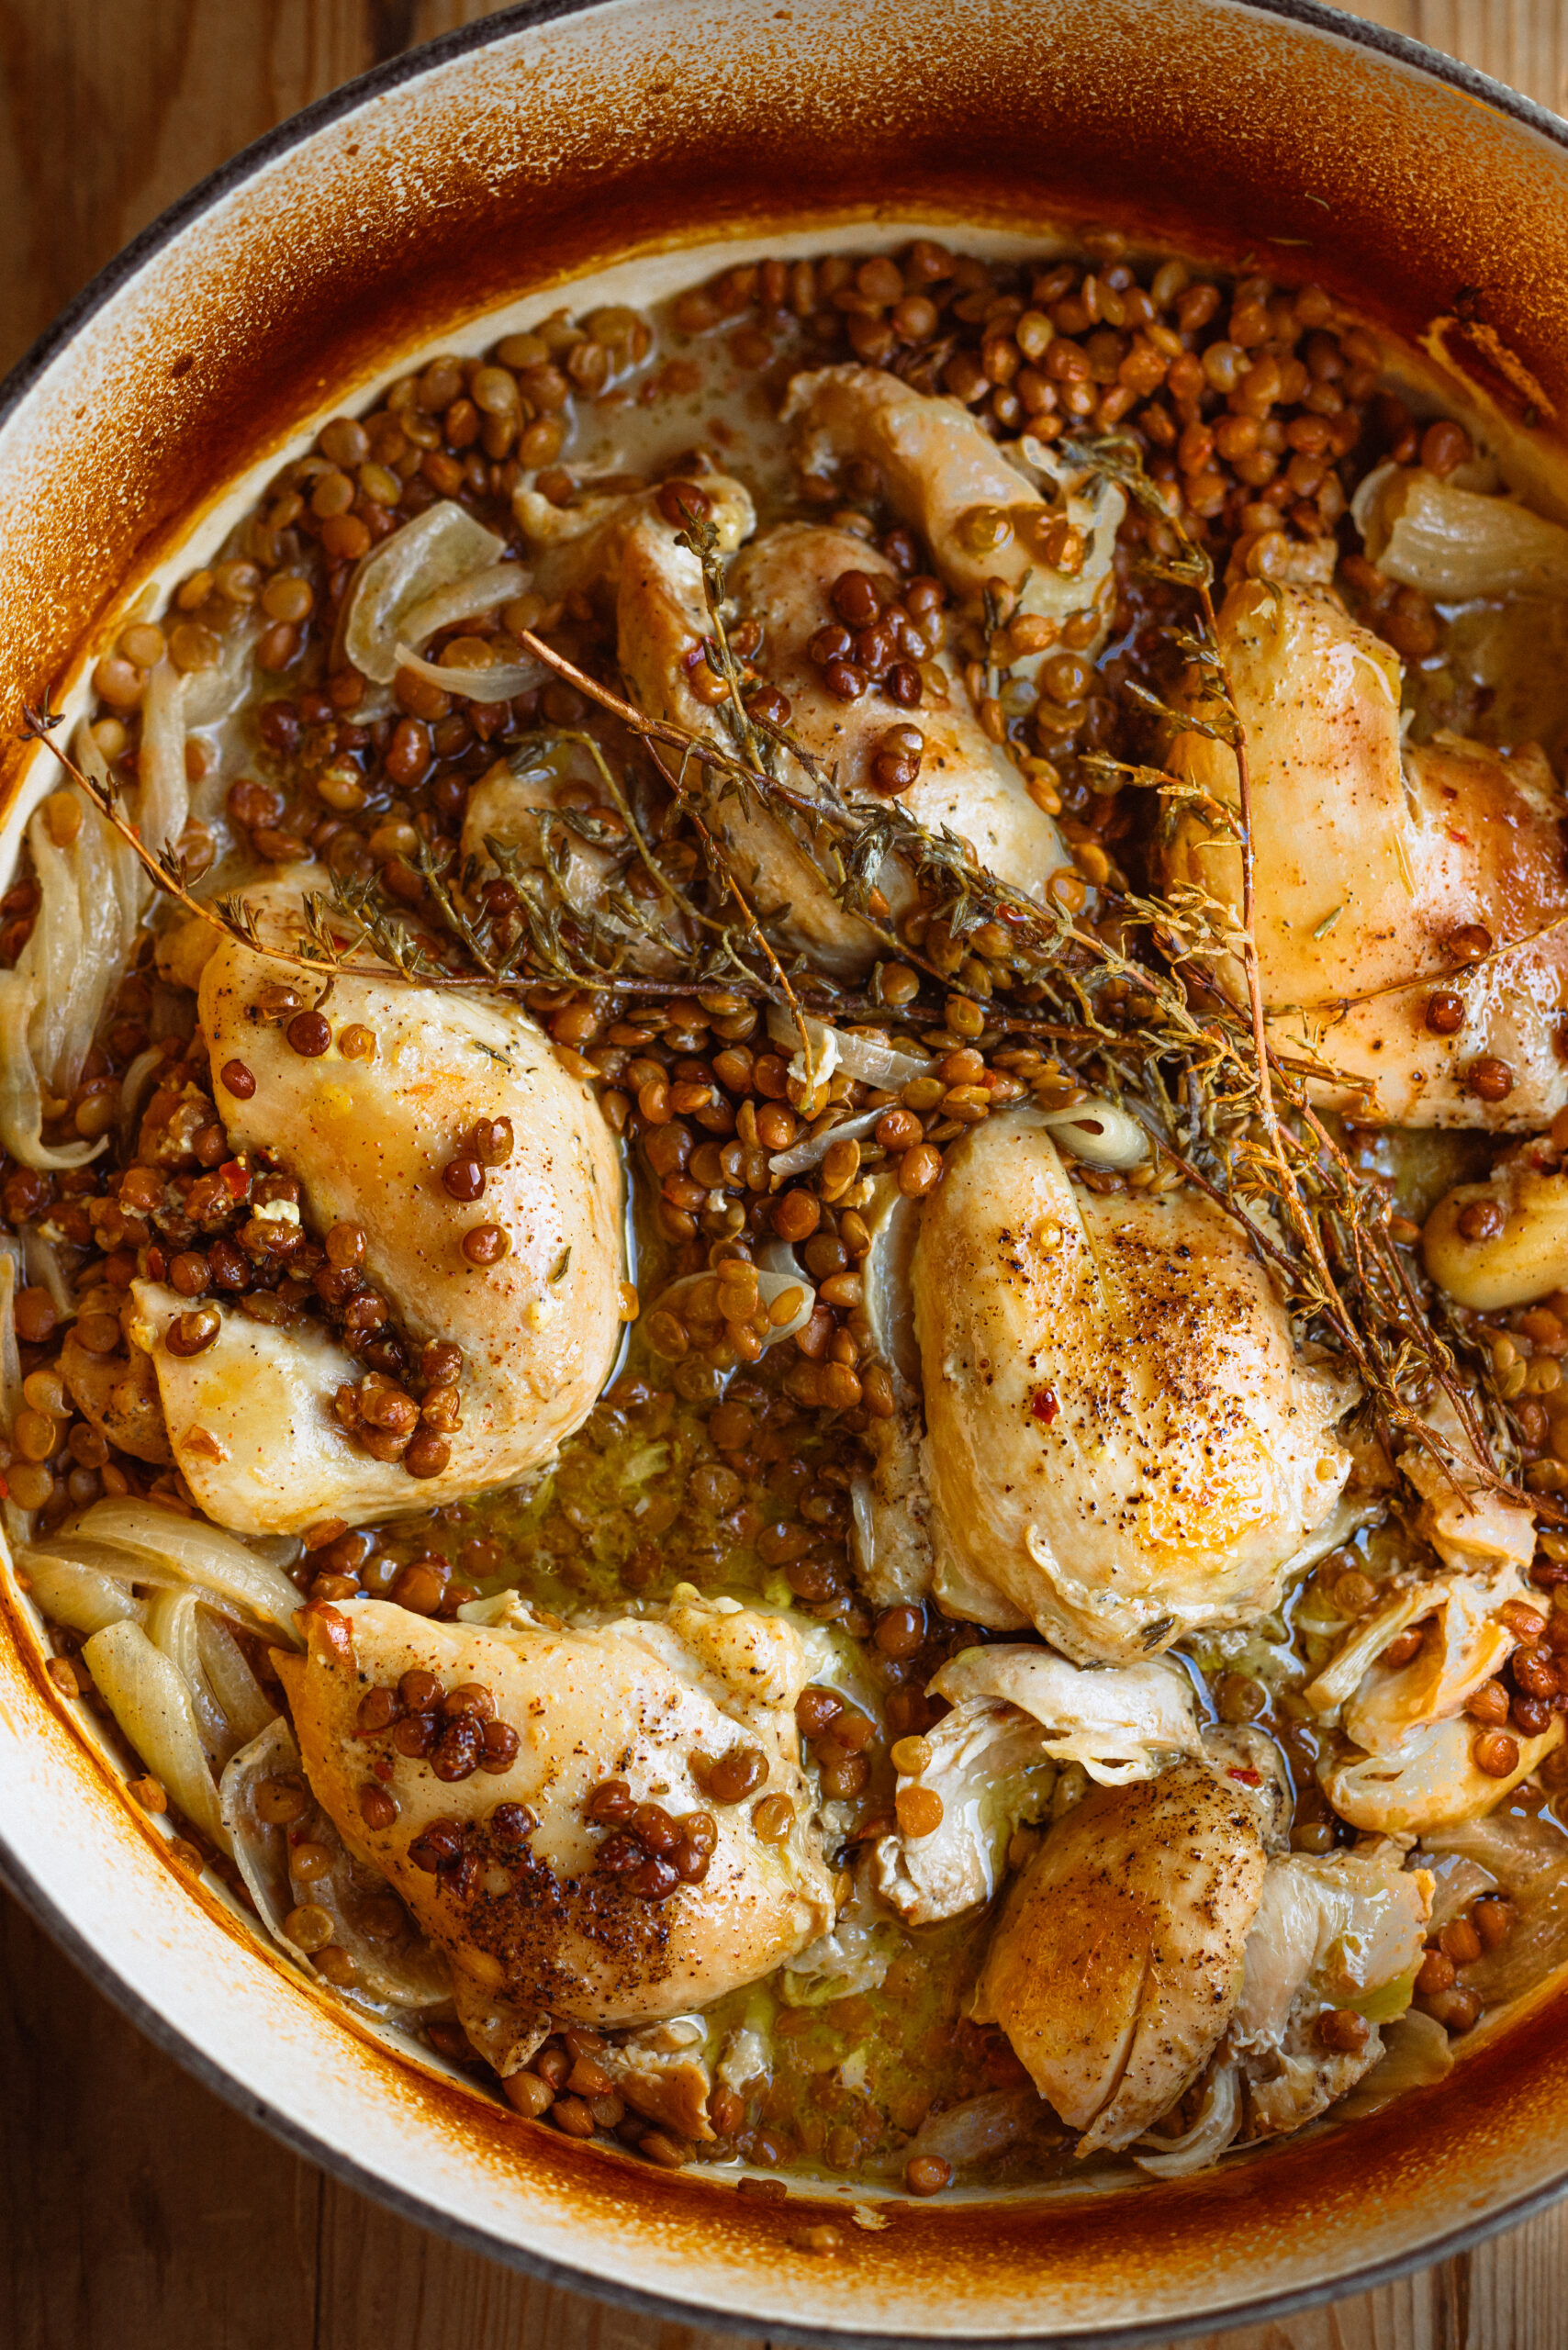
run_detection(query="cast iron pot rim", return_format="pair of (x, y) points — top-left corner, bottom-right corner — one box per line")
(3, 1), (1567, 2338)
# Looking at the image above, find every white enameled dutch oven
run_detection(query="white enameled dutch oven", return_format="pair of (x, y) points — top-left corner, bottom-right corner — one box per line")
(6, 4), (1568, 2338)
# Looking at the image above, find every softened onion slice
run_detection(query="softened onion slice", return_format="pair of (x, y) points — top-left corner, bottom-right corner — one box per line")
(220, 1718), (450, 2011)
(767, 1104), (884, 1180)
(15, 1550), (143, 1637)
(343, 501), (510, 683)
(47, 1499), (305, 1639)
(856, 1176), (923, 1392)
(144, 1586), (229, 1762)
(1352, 461), (1568, 599)
(766, 1005), (933, 1094)
(1133, 2066), (1241, 2177)
(197, 1611), (276, 1749)
(392, 641), (547, 704)
(907, 2086), (1048, 2167)
(84, 1617), (230, 1852)
(654, 1262), (816, 1347)
(1335, 2009), (1453, 2121)
(397, 561), (529, 650)
(1036, 1096), (1149, 1169)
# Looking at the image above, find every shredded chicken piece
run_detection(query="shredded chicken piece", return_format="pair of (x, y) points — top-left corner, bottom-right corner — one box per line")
(599, 2018), (716, 2141)
(875, 1647), (1204, 1925)
(1224, 1845), (1430, 2143)
(1398, 1393), (1536, 1573)
(782, 364), (1124, 655)
(1305, 1548), (1560, 1831)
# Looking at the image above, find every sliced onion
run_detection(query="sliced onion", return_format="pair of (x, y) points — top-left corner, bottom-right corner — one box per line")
(398, 562), (529, 651)
(1424, 1852), (1498, 1930)
(1354, 463), (1568, 599)
(1423, 1811), (1568, 2004)
(24, 811), (84, 1087)
(1134, 2066), (1242, 2177)
(768, 1104), (884, 1180)
(144, 1586), (228, 1761)
(1036, 1096), (1149, 1169)
(767, 1005), (932, 1092)
(54, 1499), (305, 1639)
(221, 1717), (311, 1953)
(294, 1845), (451, 2010)
(857, 1174), (922, 1391)
(393, 640), (547, 704)
(197, 1609), (278, 1748)
(0, 968), (98, 1171)
(137, 659), (189, 859)
(84, 1617), (230, 1851)
(1350, 460), (1400, 548)
(118, 1042), (165, 1150)
(24, 1231), (74, 1319)
(344, 501), (508, 683)
(220, 1718), (449, 2010)
(16, 1549), (143, 1637)
(73, 718), (145, 931)
(1334, 2009), (1452, 2120)
(25, 792), (144, 1127)
(182, 617), (263, 729)
(0, 1247), (20, 1425)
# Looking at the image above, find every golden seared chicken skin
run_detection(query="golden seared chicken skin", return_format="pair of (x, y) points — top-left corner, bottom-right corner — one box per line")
(617, 499), (1067, 978)
(973, 1760), (1270, 2153)
(975, 1755), (1427, 2160)
(912, 1109), (1353, 1661)
(129, 876), (624, 1534)
(278, 1595), (835, 2035)
(1167, 581), (1568, 1126)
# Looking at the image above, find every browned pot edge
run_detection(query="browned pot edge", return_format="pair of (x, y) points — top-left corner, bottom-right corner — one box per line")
(4, 1), (1568, 2339)
(7, 1558), (1568, 2350)
(6, 0), (1568, 777)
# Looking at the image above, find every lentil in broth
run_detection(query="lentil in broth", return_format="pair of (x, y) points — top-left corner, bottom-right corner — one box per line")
(10, 232), (1568, 2201)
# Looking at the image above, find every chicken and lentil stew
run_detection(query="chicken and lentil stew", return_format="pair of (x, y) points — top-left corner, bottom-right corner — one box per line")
(12, 231), (1568, 2199)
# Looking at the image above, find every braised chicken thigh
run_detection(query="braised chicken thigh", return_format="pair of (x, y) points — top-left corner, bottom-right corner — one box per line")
(22, 232), (1568, 2202)
(279, 1595), (834, 2037)
(911, 1108), (1353, 1661)
(617, 486), (1066, 976)
(129, 876), (623, 1533)
(1166, 581), (1568, 1126)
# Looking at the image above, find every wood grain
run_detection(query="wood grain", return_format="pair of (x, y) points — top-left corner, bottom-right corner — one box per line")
(4, 3), (1568, 2345)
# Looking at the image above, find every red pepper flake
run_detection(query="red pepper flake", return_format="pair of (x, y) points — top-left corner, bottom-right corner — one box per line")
(1228, 1767), (1262, 1785)
(1445, 828), (1471, 845)
(1030, 1385), (1059, 1426)
(220, 1159), (251, 1201)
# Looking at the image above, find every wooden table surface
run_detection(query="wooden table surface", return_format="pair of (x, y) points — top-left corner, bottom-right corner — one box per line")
(5, 3), (1568, 2344)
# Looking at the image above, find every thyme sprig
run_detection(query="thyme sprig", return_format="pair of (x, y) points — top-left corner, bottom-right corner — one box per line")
(519, 470), (1531, 1511)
